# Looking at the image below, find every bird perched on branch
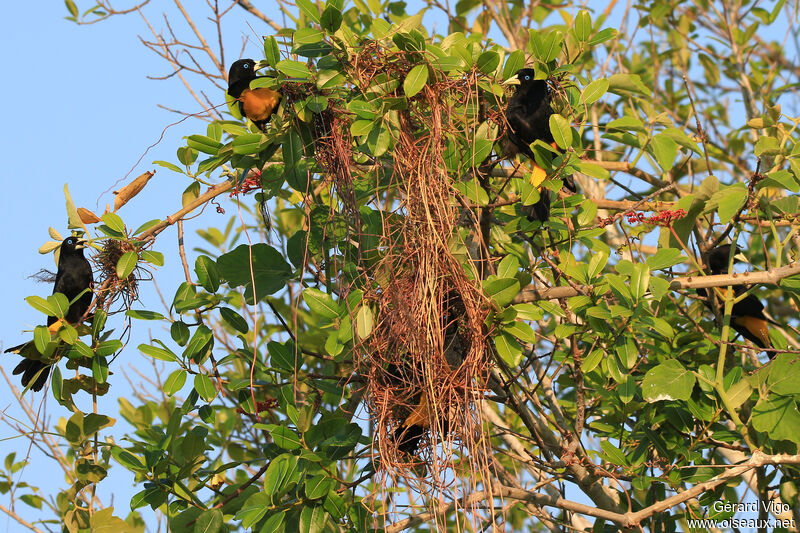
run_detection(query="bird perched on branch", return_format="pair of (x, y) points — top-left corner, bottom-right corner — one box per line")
(5, 237), (93, 391)
(699, 244), (773, 352)
(503, 68), (576, 223)
(227, 59), (281, 132)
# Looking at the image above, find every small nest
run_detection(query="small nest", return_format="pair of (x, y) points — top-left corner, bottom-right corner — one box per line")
(92, 239), (143, 310)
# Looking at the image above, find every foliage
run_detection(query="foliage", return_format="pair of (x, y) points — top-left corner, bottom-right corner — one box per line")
(3, 0), (800, 531)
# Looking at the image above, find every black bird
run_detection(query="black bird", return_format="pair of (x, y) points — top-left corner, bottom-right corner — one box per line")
(5, 237), (93, 391)
(383, 363), (430, 456)
(699, 245), (772, 351)
(503, 68), (577, 222)
(227, 59), (281, 132)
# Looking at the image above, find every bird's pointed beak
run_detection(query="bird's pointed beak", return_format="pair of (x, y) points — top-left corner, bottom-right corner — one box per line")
(502, 77), (520, 86)
(734, 251), (749, 264)
(254, 60), (269, 70)
(76, 238), (88, 250)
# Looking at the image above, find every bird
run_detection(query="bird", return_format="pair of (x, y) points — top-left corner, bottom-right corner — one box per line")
(699, 244), (772, 352)
(503, 68), (577, 222)
(5, 236), (93, 391)
(383, 362), (430, 456)
(227, 59), (281, 132)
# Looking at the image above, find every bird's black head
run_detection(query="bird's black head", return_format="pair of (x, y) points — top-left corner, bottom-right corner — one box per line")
(61, 236), (86, 257)
(503, 68), (547, 95)
(228, 59), (258, 91)
(516, 68), (538, 84)
(705, 244), (745, 274)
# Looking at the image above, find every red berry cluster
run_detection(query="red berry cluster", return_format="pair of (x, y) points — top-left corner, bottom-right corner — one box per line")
(625, 211), (646, 224)
(230, 169), (263, 196)
(235, 397), (279, 415)
(625, 209), (687, 226)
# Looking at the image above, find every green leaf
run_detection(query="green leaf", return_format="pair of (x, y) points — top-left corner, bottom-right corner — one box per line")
(483, 277), (520, 307)
(651, 134), (678, 171)
(259, 511), (285, 533)
(493, 331), (523, 367)
(193, 510), (223, 533)
(164, 369), (187, 396)
(607, 73), (651, 96)
(321, 6), (343, 32)
(138, 343), (178, 362)
(300, 505), (327, 533)
(269, 425), (303, 450)
(530, 30), (564, 62)
(26, 295), (55, 316)
(476, 51), (500, 74)
(630, 263), (650, 301)
(184, 325), (213, 362)
(754, 135), (780, 156)
(588, 28), (617, 45)
(46, 293), (69, 319)
(502, 50), (525, 80)
(717, 185), (748, 224)
(356, 305), (374, 339)
(496, 255), (520, 278)
(264, 36), (280, 66)
(235, 492), (269, 528)
(305, 475), (335, 500)
(270, 341), (299, 372)
(752, 396), (800, 444)
(111, 446), (145, 471)
(141, 250), (164, 266)
(264, 454), (297, 495)
(220, 307), (249, 334)
(232, 133), (264, 155)
(583, 348), (604, 373)
(65, 0), (79, 17)
(125, 309), (164, 320)
(642, 359), (696, 402)
(276, 60), (311, 79)
(549, 114), (572, 149)
(171, 321), (190, 346)
(194, 255), (220, 293)
(580, 78), (608, 104)
(403, 64), (428, 98)
(134, 220), (161, 236)
(217, 244), (293, 303)
(303, 288), (342, 319)
(600, 441), (628, 466)
(294, 27), (324, 44)
(186, 135), (222, 155)
(504, 321), (536, 343)
(154, 160), (183, 174)
(762, 169), (799, 193)
(296, 0), (320, 22)
(116, 251), (138, 279)
(101, 212), (126, 234)
(194, 373), (216, 402)
(646, 248), (684, 270)
(92, 356), (108, 383)
(573, 10), (592, 42)
(59, 324), (78, 345)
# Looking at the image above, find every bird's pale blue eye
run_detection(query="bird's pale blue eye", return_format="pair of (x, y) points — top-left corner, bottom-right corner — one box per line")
(524, 75), (530, 80)
(243, 64), (250, 68)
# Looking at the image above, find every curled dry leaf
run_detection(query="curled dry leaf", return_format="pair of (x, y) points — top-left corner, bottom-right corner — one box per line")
(48, 227), (63, 241)
(39, 240), (62, 254)
(114, 170), (156, 212)
(78, 207), (102, 224)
